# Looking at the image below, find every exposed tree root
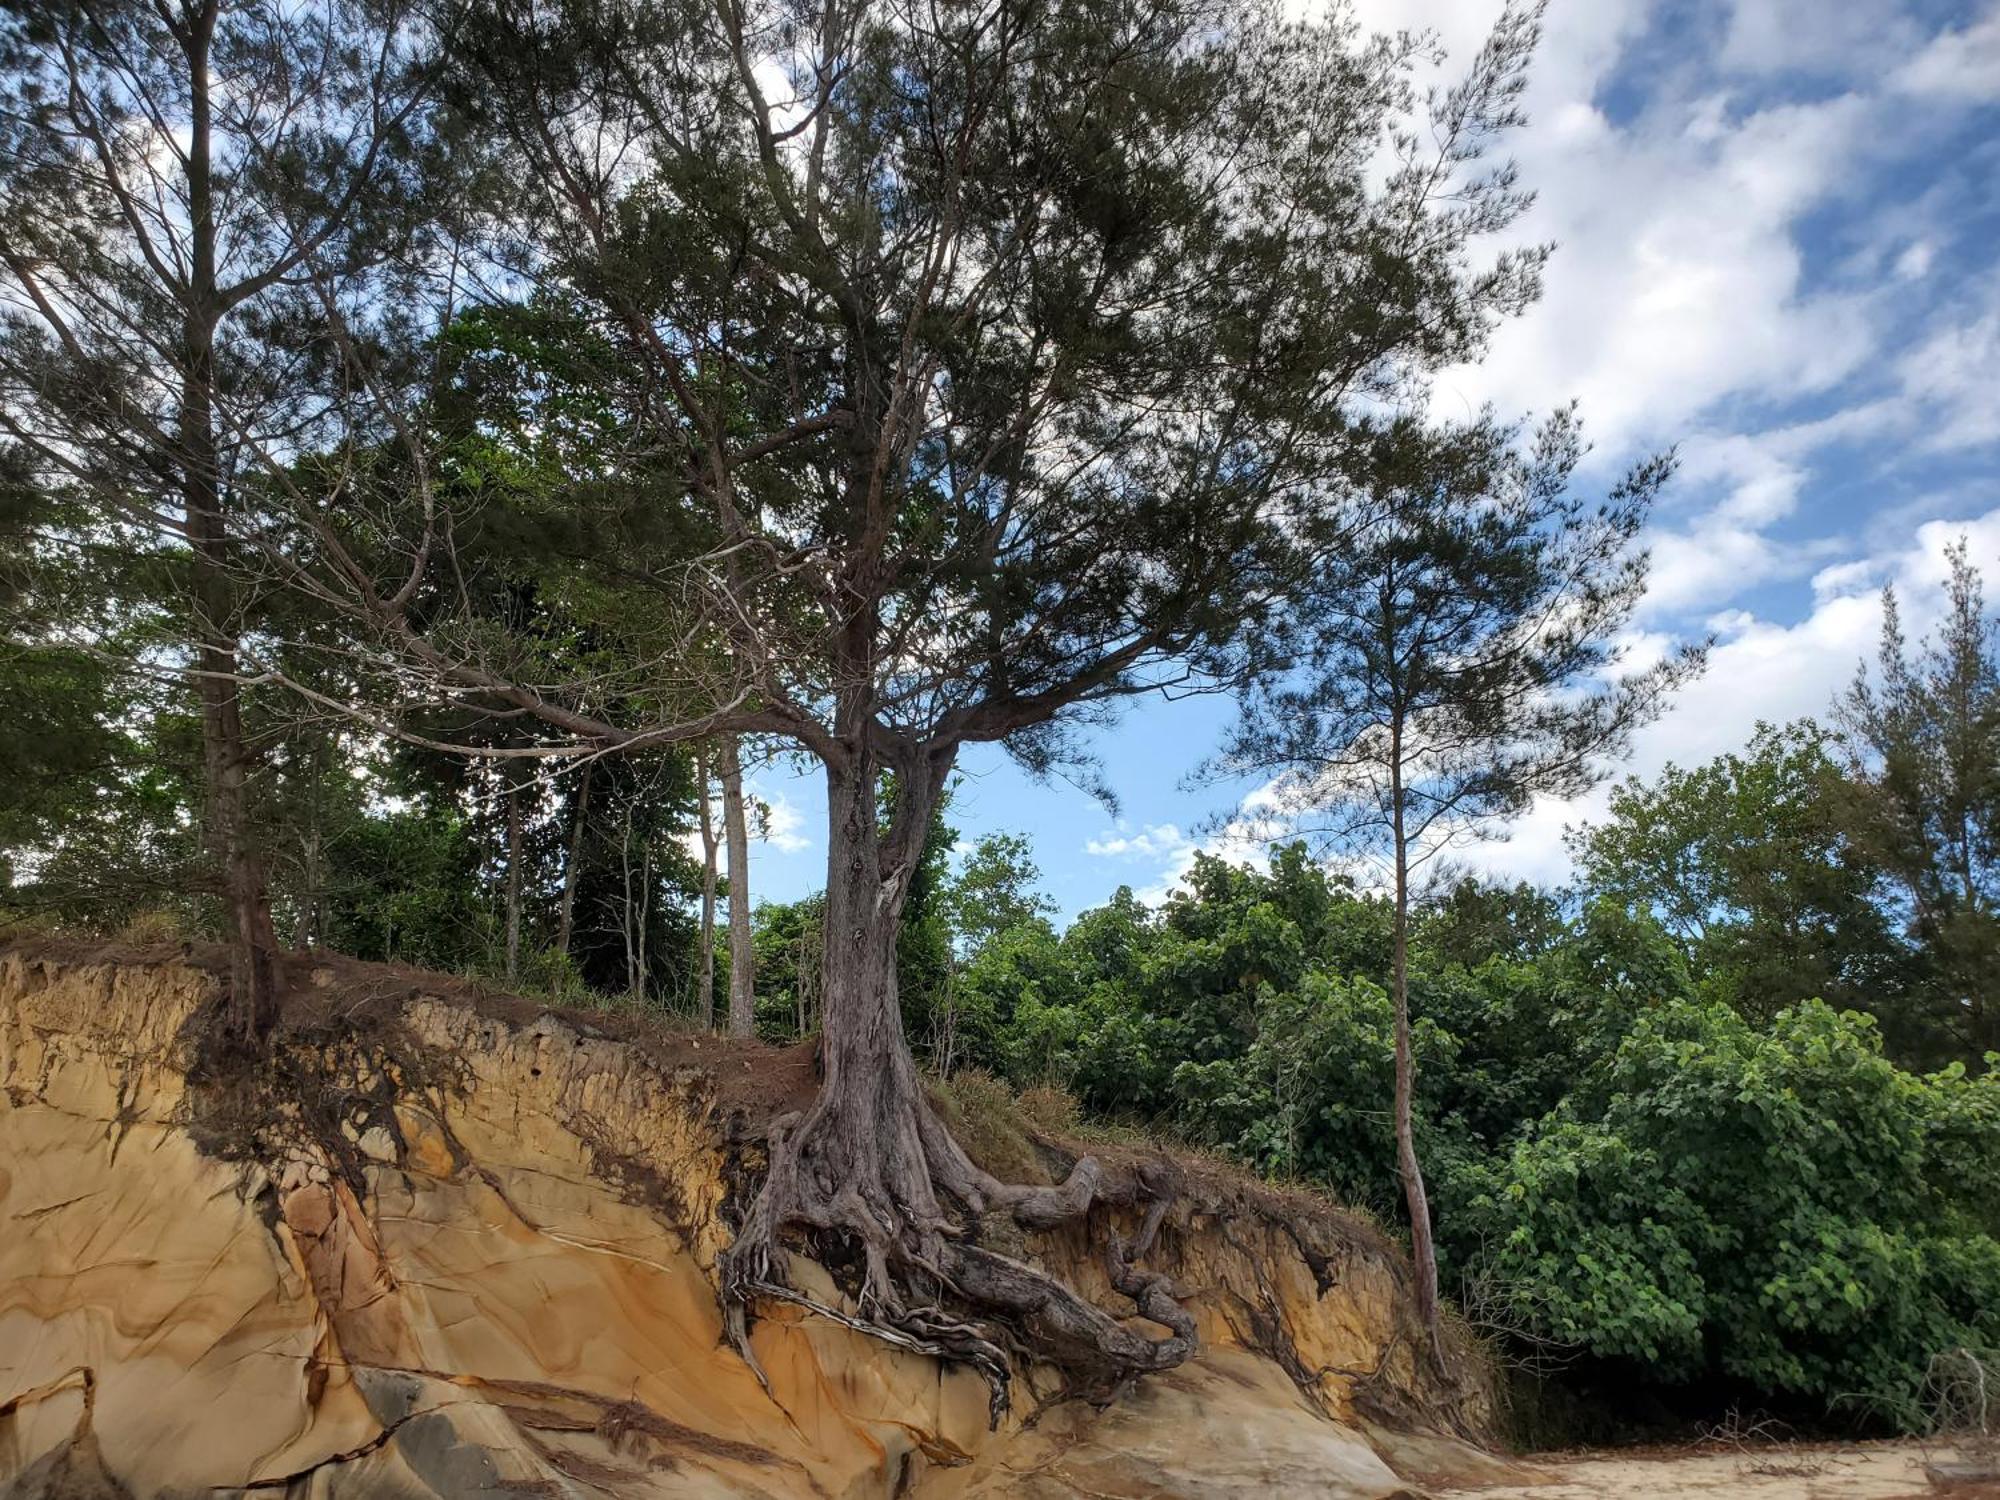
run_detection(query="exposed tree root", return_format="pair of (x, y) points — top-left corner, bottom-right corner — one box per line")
(718, 1085), (1195, 1427)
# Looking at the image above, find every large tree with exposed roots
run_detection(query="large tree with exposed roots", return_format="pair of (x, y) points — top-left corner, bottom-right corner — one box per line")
(155, 0), (1555, 1407)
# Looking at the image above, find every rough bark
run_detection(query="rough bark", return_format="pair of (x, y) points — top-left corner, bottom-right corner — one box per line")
(718, 748), (1195, 1422)
(719, 735), (755, 1038)
(181, 0), (279, 1048)
(695, 744), (719, 1030)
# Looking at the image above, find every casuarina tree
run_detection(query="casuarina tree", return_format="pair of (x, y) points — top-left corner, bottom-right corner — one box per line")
(1837, 538), (2000, 1066)
(0, 0), (447, 1043)
(228, 0), (1557, 1407)
(1219, 408), (1701, 1367)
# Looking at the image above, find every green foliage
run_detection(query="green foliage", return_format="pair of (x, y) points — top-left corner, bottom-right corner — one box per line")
(950, 839), (2000, 1429)
(1836, 541), (2000, 1065)
(1571, 721), (1909, 1040)
(1451, 1001), (2000, 1411)
(748, 894), (818, 1034)
(943, 834), (1056, 960)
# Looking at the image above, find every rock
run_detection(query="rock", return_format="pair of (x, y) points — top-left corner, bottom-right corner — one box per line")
(0, 947), (1514, 1499)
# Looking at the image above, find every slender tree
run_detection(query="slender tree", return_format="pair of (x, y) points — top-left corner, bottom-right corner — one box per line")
(695, 744), (720, 1028)
(221, 0), (1554, 1402)
(1220, 409), (1700, 1366)
(503, 761), (526, 979)
(0, 0), (445, 1042)
(718, 734), (756, 1037)
(556, 759), (593, 956)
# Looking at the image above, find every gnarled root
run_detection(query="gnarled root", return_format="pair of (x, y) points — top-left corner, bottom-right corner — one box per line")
(719, 1085), (1193, 1426)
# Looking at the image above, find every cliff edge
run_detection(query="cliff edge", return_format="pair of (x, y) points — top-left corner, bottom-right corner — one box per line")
(0, 942), (1519, 1498)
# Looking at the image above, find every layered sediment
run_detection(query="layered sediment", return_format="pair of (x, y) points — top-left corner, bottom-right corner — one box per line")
(0, 944), (1516, 1498)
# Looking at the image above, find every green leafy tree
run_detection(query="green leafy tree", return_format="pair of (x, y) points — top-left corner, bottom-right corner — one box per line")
(1453, 1000), (2000, 1416)
(1570, 722), (1909, 1042)
(943, 834), (1056, 962)
(0, 0), (447, 1040)
(256, 0), (1561, 1393)
(1416, 877), (1568, 970)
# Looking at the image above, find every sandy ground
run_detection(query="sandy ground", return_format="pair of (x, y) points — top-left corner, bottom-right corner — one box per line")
(1435, 1441), (2000, 1499)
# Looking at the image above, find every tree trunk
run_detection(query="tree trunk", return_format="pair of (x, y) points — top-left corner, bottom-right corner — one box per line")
(717, 744), (1194, 1419)
(719, 735), (755, 1038)
(556, 760), (592, 957)
(696, 744), (719, 1029)
(504, 764), (524, 981)
(181, 0), (279, 1048)
(1390, 745), (1446, 1372)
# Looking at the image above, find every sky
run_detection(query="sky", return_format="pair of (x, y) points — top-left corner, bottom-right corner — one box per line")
(743, 0), (2000, 922)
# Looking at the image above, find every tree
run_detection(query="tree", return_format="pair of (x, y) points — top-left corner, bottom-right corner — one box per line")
(1837, 539), (2000, 1066)
(1569, 721), (1909, 1042)
(718, 734), (756, 1036)
(1221, 409), (1699, 1364)
(694, 745), (721, 1027)
(944, 833), (1055, 960)
(0, 0), (444, 1042)
(1415, 876), (1567, 970)
(204, 0), (1557, 1402)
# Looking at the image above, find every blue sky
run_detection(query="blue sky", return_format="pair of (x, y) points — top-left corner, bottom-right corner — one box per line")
(744, 0), (2000, 923)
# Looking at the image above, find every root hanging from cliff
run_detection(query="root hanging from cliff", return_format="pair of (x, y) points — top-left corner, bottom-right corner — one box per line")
(718, 1080), (1196, 1427)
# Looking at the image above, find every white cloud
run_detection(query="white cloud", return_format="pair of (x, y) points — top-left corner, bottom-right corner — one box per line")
(1337, 1), (2000, 646)
(1895, 239), (1937, 280)
(1434, 85), (1878, 456)
(1085, 822), (1189, 859)
(1892, 5), (2000, 101)
(1450, 507), (2000, 886)
(1723, 0), (1924, 78)
(749, 784), (812, 854)
(1896, 281), (2000, 452)
(1084, 811), (1295, 907)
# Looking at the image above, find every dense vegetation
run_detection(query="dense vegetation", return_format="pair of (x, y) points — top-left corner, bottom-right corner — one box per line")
(1, 0), (1994, 1441)
(4, 545), (1995, 1433)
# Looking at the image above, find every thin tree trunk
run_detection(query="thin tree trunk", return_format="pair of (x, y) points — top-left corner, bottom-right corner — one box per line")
(181, 0), (279, 1046)
(619, 805), (639, 997)
(696, 744), (719, 1030)
(636, 842), (653, 1004)
(720, 735), (755, 1038)
(556, 760), (592, 957)
(1389, 732), (1446, 1371)
(294, 732), (326, 951)
(504, 764), (523, 981)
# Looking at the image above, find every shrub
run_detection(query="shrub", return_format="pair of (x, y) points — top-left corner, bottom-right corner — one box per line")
(1449, 1000), (2000, 1418)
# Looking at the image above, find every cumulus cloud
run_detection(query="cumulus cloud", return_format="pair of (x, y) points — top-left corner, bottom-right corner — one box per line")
(1084, 823), (1189, 859)
(750, 784), (812, 854)
(1722, 0), (1925, 78)
(1891, 5), (2000, 101)
(1083, 808), (1292, 907)
(1450, 509), (2000, 887)
(1897, 281), (2000, 453)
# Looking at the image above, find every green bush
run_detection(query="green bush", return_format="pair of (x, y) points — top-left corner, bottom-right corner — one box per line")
(1449, 1000), (2000, 1413)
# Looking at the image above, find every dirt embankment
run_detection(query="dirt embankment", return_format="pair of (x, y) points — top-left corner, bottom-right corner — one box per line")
(0, 941), (1517, 1499)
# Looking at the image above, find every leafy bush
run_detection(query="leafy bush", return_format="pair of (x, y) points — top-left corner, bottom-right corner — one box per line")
(1449, 1000), (2000, 1412)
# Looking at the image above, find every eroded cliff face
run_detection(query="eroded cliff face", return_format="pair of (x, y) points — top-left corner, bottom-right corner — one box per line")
(0, 946), (1514, 1499)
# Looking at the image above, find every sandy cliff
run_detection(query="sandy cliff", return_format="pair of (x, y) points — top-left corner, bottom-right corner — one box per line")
(0, 944), (1514, 1498)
